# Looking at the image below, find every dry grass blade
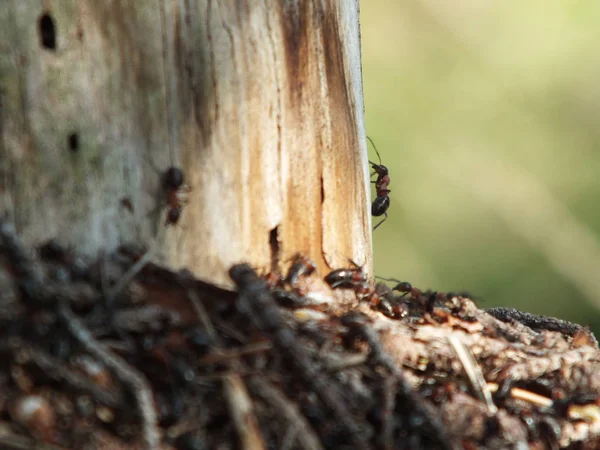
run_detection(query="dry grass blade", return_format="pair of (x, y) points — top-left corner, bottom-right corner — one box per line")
(248, 378), (324, 450)
(229, 264), (370, 450)
(381, 376), (397, 450)
(197, 341), (272, 365)
(188, 288), (265, 450)
(187, 290), (217, 339)
(223, 375), (266, 450)
(2, 339), (122, 408)
(448, 335), (497, 414)
(0, 433), (62, 450)
(106, 247), (155, 303)
(324, 353), (368, 372)
(58, 302), (159, 450)
(486, 383), (552, 408)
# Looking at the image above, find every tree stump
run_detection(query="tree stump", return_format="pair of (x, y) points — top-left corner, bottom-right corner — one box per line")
(0, 1), (371, 287)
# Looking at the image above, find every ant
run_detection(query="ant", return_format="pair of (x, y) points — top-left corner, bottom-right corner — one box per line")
(162, 167), (190, 225)
(353, 281), (408, 319)
(282, 253), (317, 297)
(324, 259), (367, 289)
(367, 137), (391, 230)
(285, 254), (317, 288)
(376, 276), (452, 314)
(262, 254), (316, 291)
(325, 264), (407, 318)
(376, 276), (422, 300)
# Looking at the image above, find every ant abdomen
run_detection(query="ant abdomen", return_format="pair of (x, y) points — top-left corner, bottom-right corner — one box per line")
(372, 195), (390, 217)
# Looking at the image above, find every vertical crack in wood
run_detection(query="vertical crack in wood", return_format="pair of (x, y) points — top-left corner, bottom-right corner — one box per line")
(206, 0), (219, 124)
(159, 0), (176, 166)
(264, 2), (284, 212)
(11, 13), (31, 232)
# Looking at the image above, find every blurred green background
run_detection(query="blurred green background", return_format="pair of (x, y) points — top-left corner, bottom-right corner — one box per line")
(361, 0), (600, 332)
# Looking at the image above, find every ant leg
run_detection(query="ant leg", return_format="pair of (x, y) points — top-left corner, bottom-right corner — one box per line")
(373, 213), (387, 230)
(346, 258), (361, 269)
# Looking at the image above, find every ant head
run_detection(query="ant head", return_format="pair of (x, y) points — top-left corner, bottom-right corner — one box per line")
(163, 167), (185, 190)
(369, 161), (389, 175)
(347, 258), (365, 271)
(393, 281), (412, 293)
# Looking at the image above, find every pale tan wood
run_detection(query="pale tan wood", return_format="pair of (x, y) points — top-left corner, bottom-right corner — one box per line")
(0, 0), (372, 288)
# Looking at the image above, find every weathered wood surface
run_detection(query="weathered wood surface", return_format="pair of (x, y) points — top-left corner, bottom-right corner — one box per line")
(0, 0), (371, 288)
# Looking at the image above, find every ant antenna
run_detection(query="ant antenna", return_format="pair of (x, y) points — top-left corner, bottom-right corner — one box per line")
(366, 136), (382, 166)
(375, 275), (402, 284)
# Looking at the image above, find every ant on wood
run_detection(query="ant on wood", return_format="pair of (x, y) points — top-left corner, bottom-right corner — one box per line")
(367, 137), (391, 230)
(162, 166), (190, 225)
(129, 156), (191, 227)
(285, 254), (317, 288)
(324, 259), (367, 290)
(325, 264), (408, 319)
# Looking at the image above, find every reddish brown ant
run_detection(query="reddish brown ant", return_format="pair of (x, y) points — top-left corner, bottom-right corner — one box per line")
(162, 166), (190, 225)
(376, 276), (422, 300)
(367, 137), (391, 230)
(324, 259), (367, 289)
(369, 282), (409, 318)
(325, 264), (407, 318)
(376, 276), (458, 314)
(282, 253), (317, 296)
(285, 254), (316, 288)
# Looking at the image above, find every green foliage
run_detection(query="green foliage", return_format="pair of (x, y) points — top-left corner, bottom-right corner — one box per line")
(363, 0), (600, 332)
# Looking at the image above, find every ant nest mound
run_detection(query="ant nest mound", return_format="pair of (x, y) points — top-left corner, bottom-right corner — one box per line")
(1, 222), (600, 449)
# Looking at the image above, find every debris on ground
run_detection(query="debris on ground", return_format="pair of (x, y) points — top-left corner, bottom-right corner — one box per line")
(1, 221), (600, 449)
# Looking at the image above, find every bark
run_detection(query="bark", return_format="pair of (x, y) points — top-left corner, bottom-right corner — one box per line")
(0, 0), (371, 288)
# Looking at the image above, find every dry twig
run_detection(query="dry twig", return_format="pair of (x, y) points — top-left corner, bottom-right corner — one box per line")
(448, 335), (497, 414)
(188, 288), (265, 450)
(248, 377), (324, 450)
(229, 264), (370, 450)
(341, 312), (455, 450)
(57, 302), (160, 450)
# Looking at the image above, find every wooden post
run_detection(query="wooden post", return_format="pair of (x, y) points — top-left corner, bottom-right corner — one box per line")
(0, 1), (372, 288)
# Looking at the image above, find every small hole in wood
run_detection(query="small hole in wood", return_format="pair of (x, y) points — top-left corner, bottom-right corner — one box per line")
(269, 226), (280, 270)
(68, 133), (79, 153)
(39, 13), (57, 50)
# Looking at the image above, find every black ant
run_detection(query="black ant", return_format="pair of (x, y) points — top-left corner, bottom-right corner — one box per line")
(162, 166), (190, 225)
(367, 137), (391, 230)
